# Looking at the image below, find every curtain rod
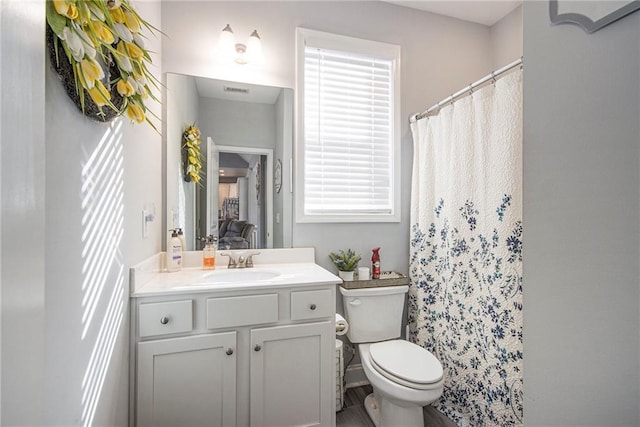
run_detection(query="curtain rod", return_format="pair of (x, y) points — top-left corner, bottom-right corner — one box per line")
(410, 57), (523, 123)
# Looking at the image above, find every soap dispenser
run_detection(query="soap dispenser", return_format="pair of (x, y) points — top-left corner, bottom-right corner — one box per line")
(166, 229), (183, 272)
(203, 235), (217, 270)
(177, 228), (186, 251)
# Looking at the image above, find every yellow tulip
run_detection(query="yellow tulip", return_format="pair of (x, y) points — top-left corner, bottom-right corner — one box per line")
(53, 0), (78, 20)
(79, 58), (104, 90)
(116, 79), (135, 97)
(123, 11), (141, 33)
(91, 20), (114, 44)
(109, 6), (125, 23)
(106, 0), (121, 10)
(88, 80), (111, 107)
(125, 42), (144, 60)
(125, 102), (145, 124)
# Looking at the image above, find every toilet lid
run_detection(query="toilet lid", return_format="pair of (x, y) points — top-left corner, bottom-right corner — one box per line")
(369, 340), (443, 388)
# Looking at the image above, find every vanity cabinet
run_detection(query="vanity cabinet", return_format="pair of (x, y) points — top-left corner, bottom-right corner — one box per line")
(136, 332), (237, 427)
(131, 284), (336, 427)
(250, 322), (333, 427)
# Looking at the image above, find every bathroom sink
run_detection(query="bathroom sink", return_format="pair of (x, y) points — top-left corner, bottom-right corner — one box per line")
(201, 269), (280, 284)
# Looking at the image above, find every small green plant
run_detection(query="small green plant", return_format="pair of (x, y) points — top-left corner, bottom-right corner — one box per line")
(329, 249), (361, 272)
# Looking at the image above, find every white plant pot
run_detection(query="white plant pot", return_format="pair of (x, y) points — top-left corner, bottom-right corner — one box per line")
(338, 270), (354, 281)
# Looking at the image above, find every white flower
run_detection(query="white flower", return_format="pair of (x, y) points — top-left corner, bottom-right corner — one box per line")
(113, 22), (133, 43)
(132, 32), (145, 50)
(76, 27), (96, 59)
(59, 27), (84, 61)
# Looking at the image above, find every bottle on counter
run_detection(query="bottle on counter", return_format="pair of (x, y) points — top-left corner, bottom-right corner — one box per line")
(166, 229), (183, 272)
(203, 235), (217, 270)
(371, 247), (381, 279)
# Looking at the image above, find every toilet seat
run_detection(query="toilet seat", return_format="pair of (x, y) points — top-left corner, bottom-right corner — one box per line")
(368, 340), (443, 390)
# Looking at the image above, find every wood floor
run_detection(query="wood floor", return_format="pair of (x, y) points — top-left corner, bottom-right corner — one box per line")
(336, 385), (457, 427)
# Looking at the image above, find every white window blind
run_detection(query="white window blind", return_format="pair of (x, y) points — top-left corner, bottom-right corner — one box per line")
(303, 45), (394, 216)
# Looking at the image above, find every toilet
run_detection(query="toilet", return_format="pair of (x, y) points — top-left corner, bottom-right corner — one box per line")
(339, 285), (444, 427)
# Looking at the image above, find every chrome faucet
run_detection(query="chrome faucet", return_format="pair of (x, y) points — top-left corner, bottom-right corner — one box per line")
(219, 251), (261, 269)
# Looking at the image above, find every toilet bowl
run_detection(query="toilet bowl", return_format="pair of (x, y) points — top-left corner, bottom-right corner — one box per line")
(339, 285), (444, 427)
(359, 341), (443, 427)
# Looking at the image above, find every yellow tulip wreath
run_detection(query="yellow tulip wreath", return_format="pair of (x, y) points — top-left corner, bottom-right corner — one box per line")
(46, 0), (160, 129)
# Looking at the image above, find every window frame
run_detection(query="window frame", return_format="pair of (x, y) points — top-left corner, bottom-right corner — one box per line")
(295, 27), (401, 223)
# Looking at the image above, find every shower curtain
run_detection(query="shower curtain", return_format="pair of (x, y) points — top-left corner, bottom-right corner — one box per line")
(409, 71), (523, 426)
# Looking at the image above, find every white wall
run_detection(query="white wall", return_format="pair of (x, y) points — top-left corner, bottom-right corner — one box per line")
(40, 2), (163, 425)
(162, 0), (494, 274)
(0, 1), (46, 424)
(491, 5), (522, 69)
(523, 2), (640, 425)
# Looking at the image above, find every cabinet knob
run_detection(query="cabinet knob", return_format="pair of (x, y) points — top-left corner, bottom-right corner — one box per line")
(254, 344), (262, 352)
(160, 316), (170, 325)
(226, 348), (234, 356)
(310, 304), (317, 310)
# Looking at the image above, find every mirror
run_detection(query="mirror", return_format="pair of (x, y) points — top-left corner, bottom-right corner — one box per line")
(165, 73), (293, 251)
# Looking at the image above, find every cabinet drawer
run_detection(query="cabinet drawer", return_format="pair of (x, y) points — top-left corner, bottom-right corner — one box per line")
(291, 289), (333, 321)
(139, 300), (193, 338)
(207, 294), (278, 329)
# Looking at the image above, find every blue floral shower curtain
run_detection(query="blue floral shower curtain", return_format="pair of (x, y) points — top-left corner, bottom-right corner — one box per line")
(409, 71), (523, 426)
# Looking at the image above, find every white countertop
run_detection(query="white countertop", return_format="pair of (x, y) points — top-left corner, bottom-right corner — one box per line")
(130, 248), (342, 297)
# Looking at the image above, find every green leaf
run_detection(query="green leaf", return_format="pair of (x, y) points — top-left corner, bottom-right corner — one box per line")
(46, 1), (67, 36)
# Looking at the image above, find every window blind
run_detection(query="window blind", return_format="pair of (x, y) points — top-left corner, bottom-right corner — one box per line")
(303, 46), (394, 216)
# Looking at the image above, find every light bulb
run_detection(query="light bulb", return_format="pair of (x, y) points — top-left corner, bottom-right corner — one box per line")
(245, 30), (264, 65)
(218, 24), (236, 61)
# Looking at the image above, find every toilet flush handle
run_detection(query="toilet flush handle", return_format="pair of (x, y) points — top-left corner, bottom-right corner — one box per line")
(348, 298), (361, 306)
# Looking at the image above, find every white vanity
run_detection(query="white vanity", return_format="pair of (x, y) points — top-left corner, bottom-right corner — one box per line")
(129, 248), (340, 427)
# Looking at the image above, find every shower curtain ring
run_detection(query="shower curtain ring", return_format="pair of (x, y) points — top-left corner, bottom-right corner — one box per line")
(491, 72), (496, 85)
(468, 84), (473, 95)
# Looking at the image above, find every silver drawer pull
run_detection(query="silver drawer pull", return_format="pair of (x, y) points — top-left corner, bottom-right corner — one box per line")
(160, 316), (170, 325)
(226, 348), (234, 356)
(254, 344), (262, 352)
(310, 304), (317, 310)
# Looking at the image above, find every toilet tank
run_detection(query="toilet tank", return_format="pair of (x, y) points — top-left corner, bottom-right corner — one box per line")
(339, 285), (408, 343)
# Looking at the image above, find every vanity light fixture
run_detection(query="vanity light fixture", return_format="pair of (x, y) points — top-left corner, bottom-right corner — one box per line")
(219, 24), (264, 65)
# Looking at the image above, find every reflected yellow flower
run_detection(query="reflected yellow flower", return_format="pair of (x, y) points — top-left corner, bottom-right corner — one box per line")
(88, 80), (110, 106)
(53, 0), (78, 20)
(126, 102), (145, 123)
(117, 79), (135, 97)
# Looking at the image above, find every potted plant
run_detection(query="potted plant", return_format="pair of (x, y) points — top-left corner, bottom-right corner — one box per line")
(329, 249), (361, 281)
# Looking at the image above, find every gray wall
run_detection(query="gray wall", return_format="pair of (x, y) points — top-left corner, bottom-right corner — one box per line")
(523, 2), (640, 425)
(491, 5), (523, 68)
(198, 97), (276, 151)
(166, 73), (199, 247)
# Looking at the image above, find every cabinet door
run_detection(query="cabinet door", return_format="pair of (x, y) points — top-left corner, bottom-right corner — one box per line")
(250, 321), (334, 427)
(137, 332), (237, 427)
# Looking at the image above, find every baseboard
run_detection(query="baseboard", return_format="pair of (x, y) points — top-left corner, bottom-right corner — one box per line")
(345, 363), (369, 389)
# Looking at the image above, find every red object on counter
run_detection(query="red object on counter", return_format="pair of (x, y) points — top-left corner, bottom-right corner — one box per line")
(371, 247), (381, 279)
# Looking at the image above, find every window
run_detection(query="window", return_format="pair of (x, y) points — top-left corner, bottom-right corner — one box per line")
(296, 28), (401, 223)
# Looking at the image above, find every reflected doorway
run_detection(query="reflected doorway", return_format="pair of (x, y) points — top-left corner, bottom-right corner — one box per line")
(196, 142), (273, 250)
